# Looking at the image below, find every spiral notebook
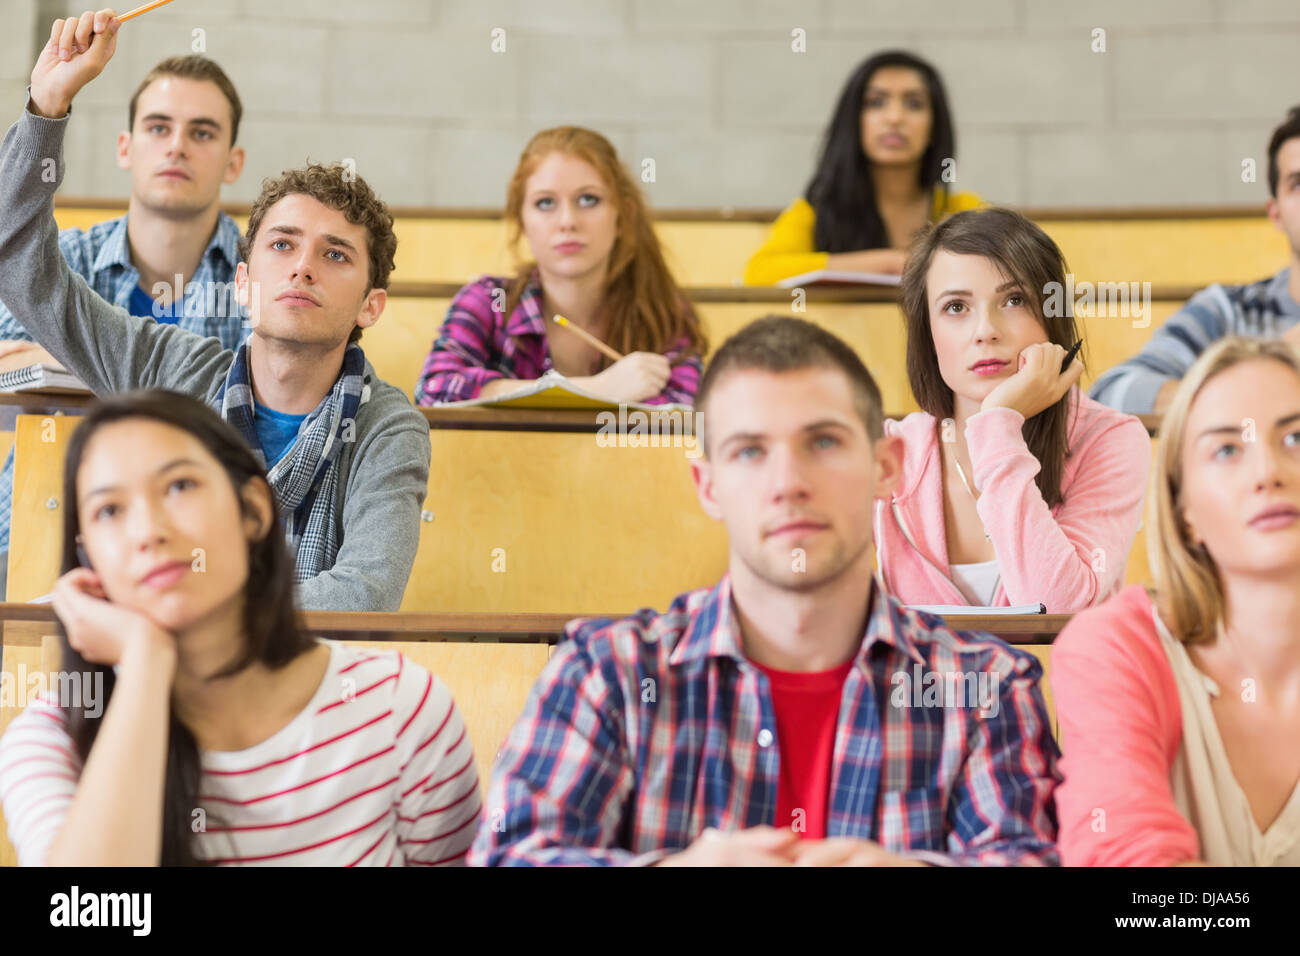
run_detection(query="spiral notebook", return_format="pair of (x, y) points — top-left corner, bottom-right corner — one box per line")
(0, 363), (89, 395)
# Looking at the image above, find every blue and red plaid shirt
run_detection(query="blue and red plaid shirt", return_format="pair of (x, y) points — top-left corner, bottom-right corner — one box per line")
(414, 273), (702, 406)
(470, 574), (1061, 866)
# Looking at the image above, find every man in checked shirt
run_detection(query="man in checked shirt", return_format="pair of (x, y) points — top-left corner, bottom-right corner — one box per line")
(472, 316), (1061, 866)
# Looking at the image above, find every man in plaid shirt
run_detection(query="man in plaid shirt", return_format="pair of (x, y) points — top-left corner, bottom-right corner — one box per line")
(472, 316), (1061, 866)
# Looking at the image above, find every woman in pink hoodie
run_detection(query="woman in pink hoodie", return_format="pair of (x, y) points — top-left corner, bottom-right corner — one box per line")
(1053, 337), (1300, 866)
(874, 208), (1150, 610)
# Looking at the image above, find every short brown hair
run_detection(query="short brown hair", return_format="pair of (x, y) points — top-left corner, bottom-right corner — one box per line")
(129, 55), (243, 145)
(239, 164), (398, 345)
(695, 316), (884, 455)
(1267, 105), (1300, 198)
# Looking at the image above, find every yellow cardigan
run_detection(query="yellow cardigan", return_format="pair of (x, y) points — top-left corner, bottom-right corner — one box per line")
(743, 191), (982, 285)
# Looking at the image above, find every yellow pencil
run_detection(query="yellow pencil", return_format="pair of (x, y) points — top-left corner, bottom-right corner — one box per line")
(553, 315), (623, 363)
(120, 0), (178, 22)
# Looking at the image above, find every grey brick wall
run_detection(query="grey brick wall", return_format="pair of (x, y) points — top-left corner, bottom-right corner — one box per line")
(11, 0), (1300, 209)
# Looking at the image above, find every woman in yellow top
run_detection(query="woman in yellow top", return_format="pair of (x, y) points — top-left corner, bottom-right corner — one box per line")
(745, 50), (981, 286)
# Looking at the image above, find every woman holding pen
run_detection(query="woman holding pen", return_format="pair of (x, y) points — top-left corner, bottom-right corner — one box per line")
(415, 127), (707, 407)
(874, 208), (1151, 611)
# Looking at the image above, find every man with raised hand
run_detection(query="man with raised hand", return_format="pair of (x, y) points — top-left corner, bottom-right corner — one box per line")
(0, 9), (430, 611)
(472, 316), (1060, 866)
(0, 50), (249, 586)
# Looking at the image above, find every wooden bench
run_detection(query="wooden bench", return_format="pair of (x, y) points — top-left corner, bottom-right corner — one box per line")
(5, 414), (1157, 609)
(53, 203), (1290, 290)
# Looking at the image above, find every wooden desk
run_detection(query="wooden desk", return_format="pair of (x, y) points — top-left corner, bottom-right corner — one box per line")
(939, 613), (1072, 645)
(419, 406), (614, 431)
(0, 605), (585, 646)
(0, 604), (1070, 645)
(385, 281), (1204, 304)
(0, 392), (93, 431)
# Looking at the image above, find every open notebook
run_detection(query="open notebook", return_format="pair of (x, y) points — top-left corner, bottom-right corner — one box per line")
(0, 363), (89, 395)
(906, 603), (1047, 616)
(431, 370), (691, 412)
(776, 269), (902, 288)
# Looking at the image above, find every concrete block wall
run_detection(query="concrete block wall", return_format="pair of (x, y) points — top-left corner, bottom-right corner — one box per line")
(9, 0), (1300, 209)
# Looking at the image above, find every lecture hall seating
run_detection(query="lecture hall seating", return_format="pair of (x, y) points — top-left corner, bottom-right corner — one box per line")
(5, 414), (1155, 613)
(52, 202), (1293, 290)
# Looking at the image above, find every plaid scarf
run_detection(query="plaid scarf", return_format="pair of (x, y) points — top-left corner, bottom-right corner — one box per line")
(215, 341), (370, 582)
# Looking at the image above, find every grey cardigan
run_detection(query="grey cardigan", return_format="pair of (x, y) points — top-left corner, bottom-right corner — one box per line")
(0, 97), (431, 612)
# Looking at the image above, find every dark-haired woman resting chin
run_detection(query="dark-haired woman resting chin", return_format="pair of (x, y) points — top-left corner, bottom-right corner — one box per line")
(873, 208), (1151, 612)
(0, 391), (479, 866)
(745, 50), (980, 286)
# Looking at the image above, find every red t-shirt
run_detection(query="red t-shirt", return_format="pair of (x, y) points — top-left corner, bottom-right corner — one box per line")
(750, 657), (855, 839)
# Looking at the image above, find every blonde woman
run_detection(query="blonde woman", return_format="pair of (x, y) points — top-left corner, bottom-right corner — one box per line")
(1053, 336), (1300, 866)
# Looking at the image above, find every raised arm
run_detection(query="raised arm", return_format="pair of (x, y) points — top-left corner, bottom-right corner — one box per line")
(0, 10), (231, 396)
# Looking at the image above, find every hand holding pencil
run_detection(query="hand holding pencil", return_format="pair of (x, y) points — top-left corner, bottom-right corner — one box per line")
(553, 315), (671, 402)
(30, 2), (184, 118)
(30, 9), (123, 118)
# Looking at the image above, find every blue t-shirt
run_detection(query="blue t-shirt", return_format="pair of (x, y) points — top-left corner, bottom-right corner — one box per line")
(253, 401), (307, 467)
(128, 284), (180, 324)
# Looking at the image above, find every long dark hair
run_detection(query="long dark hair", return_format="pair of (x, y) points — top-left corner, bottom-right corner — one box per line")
(58, 390), (313, 865)
(900, 208), (1081, 508)
(805, 50), (955, 254)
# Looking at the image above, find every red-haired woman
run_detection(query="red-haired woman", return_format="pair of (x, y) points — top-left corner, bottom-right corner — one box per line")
(416, 127), (707, 406)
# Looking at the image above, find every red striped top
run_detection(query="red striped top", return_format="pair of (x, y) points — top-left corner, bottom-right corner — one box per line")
(0, 641), (481, 866)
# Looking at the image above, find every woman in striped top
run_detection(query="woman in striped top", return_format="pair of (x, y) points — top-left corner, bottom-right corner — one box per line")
(0, 391), (479, 866)
(415, 126), (707, 407)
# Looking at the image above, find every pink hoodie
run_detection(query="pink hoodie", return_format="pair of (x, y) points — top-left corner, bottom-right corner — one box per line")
(874, 388), (1151, 611)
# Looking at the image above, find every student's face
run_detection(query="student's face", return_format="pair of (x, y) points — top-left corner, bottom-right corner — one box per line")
(1179, 360), (1300, 578)
(520, 152), (619, 284)
(117, 77), (245, 216)
(236, 193), (386, 350)
(75, 420), (273, 635)
(1267, 137), (1300, 261)
(927, 250), (1049, 405)
(860, 67), (932, 168)
(691, 367), (903, 593)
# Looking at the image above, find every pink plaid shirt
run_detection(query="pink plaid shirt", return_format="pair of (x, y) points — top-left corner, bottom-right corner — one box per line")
(414, 273), (702, 406)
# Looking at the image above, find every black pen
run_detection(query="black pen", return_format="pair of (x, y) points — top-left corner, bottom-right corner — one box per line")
(1060, 338), (1083, 373)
